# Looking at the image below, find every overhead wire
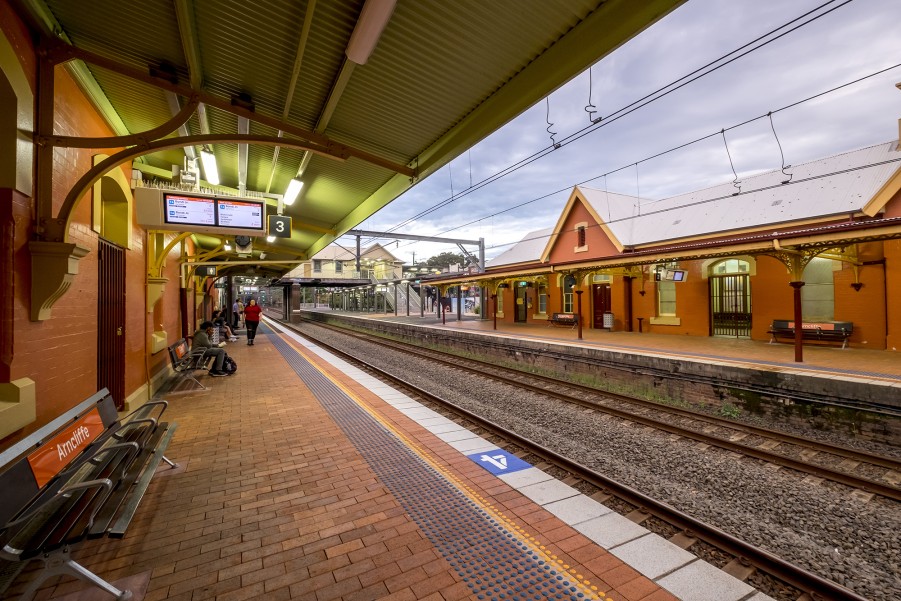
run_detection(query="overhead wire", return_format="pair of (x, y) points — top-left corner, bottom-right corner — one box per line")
(477, 155), (901, 254)
(427, 61), (901, 240)
(373, 0), (854, 240)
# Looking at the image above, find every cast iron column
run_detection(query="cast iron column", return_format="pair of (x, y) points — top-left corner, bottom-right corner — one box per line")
(790, 281), (805, 363)
(576, 290), (584, 340)
(492, 295), (498, 330)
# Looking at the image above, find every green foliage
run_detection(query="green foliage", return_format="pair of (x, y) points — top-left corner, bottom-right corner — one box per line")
(425, 252), (466, 269)
(719, 403), (742, 419)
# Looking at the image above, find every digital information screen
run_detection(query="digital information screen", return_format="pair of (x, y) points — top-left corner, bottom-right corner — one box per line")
(164, 194), (216, 226)
(218, 199), (263, 229)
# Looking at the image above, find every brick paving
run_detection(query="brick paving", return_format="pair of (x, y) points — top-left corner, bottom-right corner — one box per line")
(9, 329), (676, 601)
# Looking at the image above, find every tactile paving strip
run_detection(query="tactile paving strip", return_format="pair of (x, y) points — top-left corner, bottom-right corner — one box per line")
(269, 334), (602, 600)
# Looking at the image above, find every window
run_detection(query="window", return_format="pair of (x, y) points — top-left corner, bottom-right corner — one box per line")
(334, 261), (343, 273)
(538, 285), (547, 314)
(657, 281), (676, 316)
(562, 275), (576, 313)
(496, 289), (504, 313)
(801, 257), (838, 320)
(573, 222), (588, 252)
(713, 259), (750, 274)
(313, 259), (322, 272)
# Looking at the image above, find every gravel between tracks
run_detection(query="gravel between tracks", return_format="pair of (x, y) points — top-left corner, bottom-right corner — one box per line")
(299, 323), (901, 601)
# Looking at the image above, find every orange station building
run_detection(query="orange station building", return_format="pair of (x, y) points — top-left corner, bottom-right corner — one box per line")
(435, 140), (901, 351)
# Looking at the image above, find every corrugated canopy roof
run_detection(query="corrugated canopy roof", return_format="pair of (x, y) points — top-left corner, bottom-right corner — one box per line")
(14, 0), (684, 274)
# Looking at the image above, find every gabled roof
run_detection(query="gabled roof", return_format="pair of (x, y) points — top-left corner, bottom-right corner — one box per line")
(579, 140), (901, 248)
(311, 242), (402, 263)
(544, 187), (648, 256)
(487, 228), (554, 269)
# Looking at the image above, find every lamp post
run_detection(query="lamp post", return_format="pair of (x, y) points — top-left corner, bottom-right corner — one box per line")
(576, 289), (584, 340)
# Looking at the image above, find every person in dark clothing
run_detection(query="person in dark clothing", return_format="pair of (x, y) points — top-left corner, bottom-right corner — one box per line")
(192, 321), (230, 376)
(243, 298), (262, 345)
(211, 310), (238, 341)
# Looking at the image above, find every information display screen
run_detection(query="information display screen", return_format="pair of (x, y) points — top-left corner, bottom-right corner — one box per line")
(218, 199), (264, 229)
(164, 194), (216, 226)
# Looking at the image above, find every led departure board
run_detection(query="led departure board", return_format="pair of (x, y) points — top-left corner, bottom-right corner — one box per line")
(138, 188), (267, 237)
(164, 195), (216, 226)
(218, 199), (263, 229)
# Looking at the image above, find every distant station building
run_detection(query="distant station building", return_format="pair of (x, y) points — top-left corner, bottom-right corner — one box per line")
(432, 140), (901, 351)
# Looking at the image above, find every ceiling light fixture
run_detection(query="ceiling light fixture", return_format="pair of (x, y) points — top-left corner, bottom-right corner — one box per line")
(200, 147), (220, 185)
(224, 242), (232, 251)
(266, 235), (276, 243)
(283, 177), (304, 206)
(345, 0), (396, 65)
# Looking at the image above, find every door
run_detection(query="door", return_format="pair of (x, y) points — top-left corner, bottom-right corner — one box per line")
(710, 274), (751, 337)
(592, 284), (611, 328)
(514, 285), (528, 322)
(98, 239), (126, 410)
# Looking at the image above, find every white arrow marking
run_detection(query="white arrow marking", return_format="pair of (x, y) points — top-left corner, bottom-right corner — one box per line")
(480, 454), (508, 470)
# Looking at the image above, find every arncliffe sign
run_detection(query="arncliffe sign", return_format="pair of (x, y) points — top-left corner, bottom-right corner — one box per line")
(26, 408), (105, 487)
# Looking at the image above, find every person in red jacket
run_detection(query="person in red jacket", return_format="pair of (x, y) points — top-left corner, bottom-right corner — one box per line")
(243, 298), (263, 345)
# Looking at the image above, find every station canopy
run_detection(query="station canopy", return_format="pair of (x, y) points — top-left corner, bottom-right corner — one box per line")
(22, 0), (684, 275)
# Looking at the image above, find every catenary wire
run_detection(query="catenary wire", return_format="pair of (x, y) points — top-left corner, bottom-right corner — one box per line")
(368, 0), (854, 242)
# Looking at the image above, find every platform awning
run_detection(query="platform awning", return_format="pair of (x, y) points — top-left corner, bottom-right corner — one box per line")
(16, 0), (684, 273)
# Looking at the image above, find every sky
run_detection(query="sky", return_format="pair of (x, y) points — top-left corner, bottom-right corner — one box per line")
(344, 0), (901, 266)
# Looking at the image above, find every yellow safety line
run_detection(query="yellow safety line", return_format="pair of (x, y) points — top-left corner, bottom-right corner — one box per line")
(277, 332), (613, 601)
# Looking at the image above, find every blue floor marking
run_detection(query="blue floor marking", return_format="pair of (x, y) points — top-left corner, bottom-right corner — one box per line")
(269, 334), (595, 601)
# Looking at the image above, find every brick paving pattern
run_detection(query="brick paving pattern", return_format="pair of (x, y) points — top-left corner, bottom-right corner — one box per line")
(8, 325), (675, 601)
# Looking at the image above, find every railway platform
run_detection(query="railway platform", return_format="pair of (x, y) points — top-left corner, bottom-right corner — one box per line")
(6, 318), (775, 601)
(303, 309), (901, 382)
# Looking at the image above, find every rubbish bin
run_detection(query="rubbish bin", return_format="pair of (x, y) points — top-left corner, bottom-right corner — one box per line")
(603, 311), (614, 330)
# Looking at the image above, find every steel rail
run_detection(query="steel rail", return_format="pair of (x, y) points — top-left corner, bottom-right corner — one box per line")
(305, 319), (901, 500)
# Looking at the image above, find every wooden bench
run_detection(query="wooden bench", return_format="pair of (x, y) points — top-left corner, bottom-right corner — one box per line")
(0, 389), (177, 600)
(767, 320), (853, 349)
(166, 337), (212, 392)
(547, 313), (578, 329)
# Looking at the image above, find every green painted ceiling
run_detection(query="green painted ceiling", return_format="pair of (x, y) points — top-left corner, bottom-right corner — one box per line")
(21, 0), (684, 273)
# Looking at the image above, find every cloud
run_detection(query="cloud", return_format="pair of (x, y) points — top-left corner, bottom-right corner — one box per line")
(351, 0), (901, 264)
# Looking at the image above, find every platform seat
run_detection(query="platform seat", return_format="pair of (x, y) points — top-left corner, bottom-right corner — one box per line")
(768, 320), (853, 349)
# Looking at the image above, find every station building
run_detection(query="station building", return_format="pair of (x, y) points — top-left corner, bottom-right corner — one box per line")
(434, 140), (901, 351)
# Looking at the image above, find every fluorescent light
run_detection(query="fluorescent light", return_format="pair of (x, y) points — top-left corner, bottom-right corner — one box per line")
(224, 242), (232, 251)
(200, 148), (219, 185)
(266, 235), (275, 243)
(283, 177), (304, 205)
(345, 0), (396, 65)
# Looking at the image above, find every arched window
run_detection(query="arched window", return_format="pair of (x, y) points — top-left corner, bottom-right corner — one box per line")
(712, 259), (750, 275)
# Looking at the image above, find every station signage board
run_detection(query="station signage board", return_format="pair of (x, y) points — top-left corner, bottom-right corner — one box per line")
(136, 187), (266, 237)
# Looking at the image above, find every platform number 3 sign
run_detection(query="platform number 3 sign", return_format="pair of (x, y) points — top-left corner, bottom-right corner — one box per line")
(268, 215), (292, 238)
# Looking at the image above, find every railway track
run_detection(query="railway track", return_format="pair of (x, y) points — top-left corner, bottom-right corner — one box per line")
(298, 318), (901, 502)
(269, 318), (874, 601)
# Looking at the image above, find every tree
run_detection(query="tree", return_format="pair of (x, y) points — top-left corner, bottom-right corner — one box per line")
(425, 252), (465, 270)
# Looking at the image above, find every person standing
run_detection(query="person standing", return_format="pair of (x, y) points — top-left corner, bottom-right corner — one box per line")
(236, 298), (245, 329)
(192, 321), (230, 376)
(232, 299), (240, 329)
(243, 298), (262, 345)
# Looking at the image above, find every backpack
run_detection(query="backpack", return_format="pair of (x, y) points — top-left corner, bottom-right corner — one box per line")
(222, 354), (238, 374)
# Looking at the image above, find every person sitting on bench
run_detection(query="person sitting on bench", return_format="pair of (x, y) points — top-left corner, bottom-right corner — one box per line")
(193, 321), (231, 377)
(212, 309), (238, 341)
